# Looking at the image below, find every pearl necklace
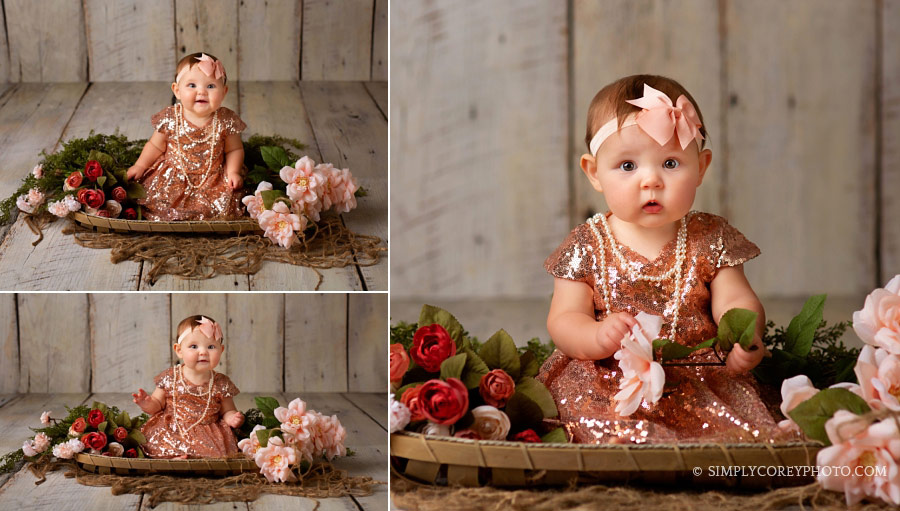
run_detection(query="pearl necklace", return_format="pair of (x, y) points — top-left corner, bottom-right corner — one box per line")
(587, 212), (690, 340)
(173, 103), (219, 191)
(171, 365), (214, 435)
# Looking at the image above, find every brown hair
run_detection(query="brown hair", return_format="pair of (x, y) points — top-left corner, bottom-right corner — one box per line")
(584, 74), (707, 151)
(176, 315), (223, 343)
(175, 52), (227, 84)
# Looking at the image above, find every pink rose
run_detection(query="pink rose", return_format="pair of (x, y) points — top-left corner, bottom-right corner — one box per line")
(410, 324), (456, 373)
(274, 398), (312, 441)
(237, 425), (266, 456)
(853, 276), (900, 354)
(253, 436), (297, 483)
(389, 344), (410, 383)
(32, 433), (50, 453)
(280, 157), (324, 204)
(41, 411), (51, 425)
(70, 417), (87, 435)
(778, 375), (820, 429)
(111, 186), (127, 202)
(400, 385), (426, 422)
(855, 345), (900, 411)
(613, 312), (665, 416)
(32, 164), (43, 179)
(419, 378), (469, 425)
(113, 427), (128, 442)
(48, 200), (71, 217)
(242, 181), (272, 220)
(258, 201), (304, 248)
(479, 369), (515, 408)
(65, 171), (83, 190)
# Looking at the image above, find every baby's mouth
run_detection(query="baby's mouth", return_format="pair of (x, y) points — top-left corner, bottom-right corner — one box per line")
(196, 99), (208, 104)
(642, 200), (662, 213)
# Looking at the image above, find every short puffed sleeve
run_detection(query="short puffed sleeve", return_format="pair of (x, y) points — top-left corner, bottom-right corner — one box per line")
(696, 213), (760, 269)
(215, 373), (240, 399)
(217, 107), (247, 136)
(544, 223), (597, 289)
(150, 106), (175, 135)
(153, 367), (175, 391)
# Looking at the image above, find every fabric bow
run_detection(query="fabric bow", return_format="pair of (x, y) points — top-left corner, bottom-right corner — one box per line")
(625, 84), (703, 150)
(196, 316), (223, 342)
(195, 53), (226, 81)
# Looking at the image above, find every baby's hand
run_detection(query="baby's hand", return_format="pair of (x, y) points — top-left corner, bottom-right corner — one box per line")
(596, 312), (638, 354)
(131, 388), (155, 413)
(126, 164), (146, 181)
(725, 335), (766, 374)
(224, 411), (244, 428)
(225, 171), (243, 190)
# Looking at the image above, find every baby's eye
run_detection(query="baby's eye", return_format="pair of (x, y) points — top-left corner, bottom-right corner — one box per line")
(207, 84), (216, 89)
(663, 159), (679, 169)
(619, 161), (636, 172)
(208, 344), (216, 350)
(189, 344), (198, 349)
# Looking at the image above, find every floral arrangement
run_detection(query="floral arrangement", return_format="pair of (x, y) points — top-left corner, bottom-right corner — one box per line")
(776, 275), (900, 506)
(241, 146), (365, 248)
(0, 401), (150, 473)
(236, 396), (348, 483)
(389, 305), (564, 443)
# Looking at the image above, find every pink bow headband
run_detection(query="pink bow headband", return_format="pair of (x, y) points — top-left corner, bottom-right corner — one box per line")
(177, 316), (224, 345)
(589, 83), (704, 156)
(175, 53), (226, 84)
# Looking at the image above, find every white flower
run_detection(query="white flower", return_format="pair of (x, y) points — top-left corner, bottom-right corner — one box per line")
(47, 200), (71, 217)
(389, 394), (411, 433)
(106, 442), (124, 457)
(32, 433), (50, 453)
(40, 411), (51, 425)
(64, 195), (81, 212)
(105, 200), (122, 218)
(469, 406), (511, 440)
(32, 164), (43, 178)
(22, 440), (38, 457)
(53, 442), (75, 459)
(420, 422), (451, 436)
(613, 312), (666, 416)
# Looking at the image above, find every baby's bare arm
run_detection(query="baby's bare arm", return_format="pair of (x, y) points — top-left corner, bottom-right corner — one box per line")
(547, 278), (636, 360)
(220, 396), (244, 427)
(711, 265), (767, 372)
(132, 387), (167, 415)
(223, 134), (244, 189)
(127, 131), (167, 180)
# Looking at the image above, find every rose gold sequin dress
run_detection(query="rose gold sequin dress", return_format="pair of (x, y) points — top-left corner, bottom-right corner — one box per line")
(137, 105), (246, 221)
(538, 211), (803, 444)
(141, 367), (240, 458)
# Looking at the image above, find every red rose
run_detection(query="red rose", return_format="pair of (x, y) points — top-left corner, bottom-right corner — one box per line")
(411, 324), (456, 373)
(478, 369), (516, 408)
(419, 378), (469, 425)
(400, 385), (426, 422)
(76, 188), (91, 205)
(81, 431), (107, 451)
(101, 451), (112, 456)
(96, 209), (110, 218)
(84, 189), (105, 209)
(84, 160), (103, 181)
(124, 448), (137, 458)
(454, 429), (481, 439)
(111, 186), (127, 202)
(511, 429), (541, 443)
(389, 344), (410, 383)
(87, 409), (105, 428)
(70, 417), (87, 434)
(113, 427), (128, 442)
(65, 171), (83, 189)
(123, 208), (137, 220)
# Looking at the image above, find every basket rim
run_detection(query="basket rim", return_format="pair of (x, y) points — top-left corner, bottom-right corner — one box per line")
(71, 211), (259, 226)
(74, 452), (255, 467)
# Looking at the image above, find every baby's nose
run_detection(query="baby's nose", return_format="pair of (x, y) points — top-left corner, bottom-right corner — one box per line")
(640, 169), (664, 188)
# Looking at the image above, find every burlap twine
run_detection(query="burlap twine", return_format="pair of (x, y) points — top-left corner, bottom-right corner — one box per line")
(25, 456), (384, 508)
(57, 213), (385, 288)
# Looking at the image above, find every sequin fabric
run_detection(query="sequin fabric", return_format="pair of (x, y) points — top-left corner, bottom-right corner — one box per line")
(138, 105), (246, 221)
(538, 211), (803, 444)
(141, 367), (240, 458)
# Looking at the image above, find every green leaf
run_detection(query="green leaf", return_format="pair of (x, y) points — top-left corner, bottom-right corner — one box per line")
(254, 396), (281, 420)
(478, 329), (521, 379)
(256, 428), (275, 448)
(263, 417), (280, 429)
(658, 338), (716, 362)
(461, 348), (490, 389)
(97, 421), (107, 433)
(354, 186), (368, 197)
(439, 353), (467, 380)
(519, 351), (540, 379)
(125, 181), (146, 199)
(504, 392), (544, 431)
(260, 189), (288, 210)
(128, 430), (147, 445)
(785, 294), (826, 357)
(107, 419), (118, 432)
(260, 146), (292, 169)
(96, 175), (107, 187)
(395, 382), (421, 399)
(121, 412), (132, 429)
(418, 305), (466, 348)
(540, 428), (567, 444)
(788, 388), (870, 445)
(717, 308), (758, 351)
(513, 377), (557, 418)
(137, 447), (145, 458)
(93, 402), (108, 413)
(87, 150), (115, 171)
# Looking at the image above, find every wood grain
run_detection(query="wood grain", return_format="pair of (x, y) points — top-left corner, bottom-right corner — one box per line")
(882, 0), (900, 282)
(0, 294), (17, 394)
(372, 0), (388, 81)
(237, 0), (300, 81)
(18, 295), (90, 392)
(5, 0), (87, 82)
(90, 294), (170, 393)
(347, 294), (387, 392)
(226, 293), (284, 392)
(0, 5), (8, 83)
(364, 81), (387, 119)
(300, 81), (387, 290)
(284, 293), (347, 392)
(0, 394), (90, 453)
(84, 0), (176, 81)
(726, 0), (877, 297)
(390, 1), (568, 298)
(175, 0), (239, 83)
(302, 0), (373, 80)
(344, 392), (386, 430)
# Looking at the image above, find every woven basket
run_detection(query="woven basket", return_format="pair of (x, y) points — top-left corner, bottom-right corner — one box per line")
(71, 212), (261, 234)
(74, 453), (257, 476)
(391, 432), (824, 488)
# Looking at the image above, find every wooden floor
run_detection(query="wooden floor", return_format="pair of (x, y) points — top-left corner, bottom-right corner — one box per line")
(0, 392), (387, 510)
(0, 81), (387, 291)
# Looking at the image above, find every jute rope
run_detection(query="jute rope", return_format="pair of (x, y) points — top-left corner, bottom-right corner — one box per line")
(61, 214), (385, 287)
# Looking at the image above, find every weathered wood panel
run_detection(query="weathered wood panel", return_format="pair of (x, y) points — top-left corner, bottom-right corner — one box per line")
(347, 293), (387, 392)
(237, 0), (300, 81)
(302, 0), (373, 80)
(284, 293), (348, 392)
(390, 1), (568, 298)
(225, 293), (284, 392)
(345, 392), (386, 430)
(0, 5), (8, 83)
(300, 81), (388, 290)
(372, 0), (388, 81)
(883, 0), (900, 282)
(726, 0), (877, 297)
(0, 294), (17, 394)
(84, 0), (176, 81)
(365, 81), (387, 118)
(572, 0), (722, 222)
(90, 294), (171, 393)
(0, 393), (89, 461)
(5, 0), (87, 82)
(175, 0), (239, 83)
(18, 295), (90, 392)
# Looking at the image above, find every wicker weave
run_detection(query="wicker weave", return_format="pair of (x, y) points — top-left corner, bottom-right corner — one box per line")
(74, 453), (257, 476)
(71, 212), (261, 234)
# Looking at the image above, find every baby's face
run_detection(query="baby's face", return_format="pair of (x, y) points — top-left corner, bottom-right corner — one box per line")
(174, 328), (224, 372)
(172, 64), (228, 119)
(590, 124), (711, 230)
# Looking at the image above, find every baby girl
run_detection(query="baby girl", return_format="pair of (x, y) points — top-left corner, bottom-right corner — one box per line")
(126, 52), (246, 221)
(132, 315), (244, 458)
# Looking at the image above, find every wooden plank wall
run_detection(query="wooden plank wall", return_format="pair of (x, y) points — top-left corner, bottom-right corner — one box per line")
(391, 0), (898, 300)
(0, 0), (387, 83)
(0, 293), (388, 394)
